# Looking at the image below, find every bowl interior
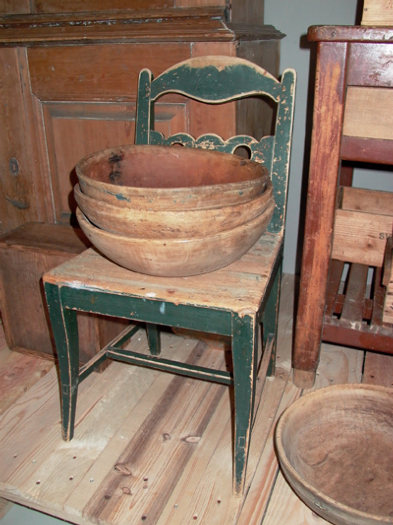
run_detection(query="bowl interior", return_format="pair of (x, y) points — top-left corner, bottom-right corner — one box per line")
(279, 385), (393, 519)
(76, 145), (267, 189)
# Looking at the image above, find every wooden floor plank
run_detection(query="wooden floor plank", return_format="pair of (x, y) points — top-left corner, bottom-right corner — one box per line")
(155, 388), (234, 525)
(82, 345), (227, 525)
(0, 346), (54, 416)
(236, 375), (301, 525)
(1, 273), (388, 525)
(362, 351), (393, 388)
(5, 333), (197, 514)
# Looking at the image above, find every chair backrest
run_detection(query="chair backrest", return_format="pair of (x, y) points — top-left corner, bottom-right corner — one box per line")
(135, 56), (296, 234)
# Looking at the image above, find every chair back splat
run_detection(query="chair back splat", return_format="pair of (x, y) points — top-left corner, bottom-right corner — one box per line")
(136, 56), (296, 233)
(43, 55), (296, 499)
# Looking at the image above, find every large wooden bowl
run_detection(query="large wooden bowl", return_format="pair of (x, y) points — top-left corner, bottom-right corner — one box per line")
(76, 201), (274, 276)
(76, 145), (269, 211)
(74, 182), (273, 239)
(275, 384), (393, 525)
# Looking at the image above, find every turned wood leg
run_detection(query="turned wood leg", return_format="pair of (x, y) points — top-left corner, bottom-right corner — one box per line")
(44, 282), (79, 441)
(231, 312), (257, 496)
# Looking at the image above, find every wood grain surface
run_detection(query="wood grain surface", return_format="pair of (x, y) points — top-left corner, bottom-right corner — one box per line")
(0, 275), (391, 525)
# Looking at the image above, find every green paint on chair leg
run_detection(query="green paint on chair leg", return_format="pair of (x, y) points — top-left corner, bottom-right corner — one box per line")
(146, 323), (161, 356)
(44, 282), (80, 441)
(231, 312), (257, 496)
(263, 267), (282, 377)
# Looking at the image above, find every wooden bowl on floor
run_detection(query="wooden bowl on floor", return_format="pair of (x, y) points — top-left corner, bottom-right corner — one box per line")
(76, 145), (269, 211)
(76, 201), (274, 276)
(275, 384), (393, 525)
(74, 182), (273, 239)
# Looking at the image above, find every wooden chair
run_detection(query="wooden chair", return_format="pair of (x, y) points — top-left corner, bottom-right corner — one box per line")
(43, 56), (296, 496)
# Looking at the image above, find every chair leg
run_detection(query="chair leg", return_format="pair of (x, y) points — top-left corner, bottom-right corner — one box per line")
(263, 266), (282, 377)
(231, 312), (257, 497)
(44, 282), (80, 441)
(146, 323), (161, 355)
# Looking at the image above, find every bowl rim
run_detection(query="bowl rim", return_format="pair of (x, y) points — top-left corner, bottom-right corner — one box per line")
(76, 201), (275, 244)
(275, 383), (393, 524)
(75, 144), (270, 193)
(74, 180), (273, 215)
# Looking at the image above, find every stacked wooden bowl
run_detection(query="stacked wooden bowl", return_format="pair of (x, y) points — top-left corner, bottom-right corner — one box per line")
(75, 145), (274, 277)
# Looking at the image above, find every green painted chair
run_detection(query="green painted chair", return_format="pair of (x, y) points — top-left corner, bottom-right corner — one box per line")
(43, 56), (296, 496)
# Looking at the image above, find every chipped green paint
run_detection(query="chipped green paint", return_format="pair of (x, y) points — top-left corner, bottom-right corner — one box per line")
(136, 59), (296, 234)
(46, 56), (296, 499)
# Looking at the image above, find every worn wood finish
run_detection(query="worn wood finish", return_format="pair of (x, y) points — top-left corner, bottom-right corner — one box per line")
(294, 27), (393, 386)
(0, 47), (39, 233)
(0, 223), (126, 363)
(44, 56), (295, 496)
(332, 187), (393, 268)
(343, 86), (393, 141)
(76, 204), (275, 276)
(75, 182), (273, 239)
(0, 274), (378, 525)
(341, 136), (393, 165)
(322, 261), (393, 354)
(76, 144), (270, 210)
(383, 249), (393, 324)
(0, 10), (281, 46)
(293, 41), (347, 381)
(276, 384), (393, 525)
(136, 58), (295, 234)
(308, 25), (393, 44)
(362, 0), (393, 26)
(0, 7), (282, 233)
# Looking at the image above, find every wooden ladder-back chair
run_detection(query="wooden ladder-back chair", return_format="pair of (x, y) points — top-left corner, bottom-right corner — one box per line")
(43, 56), (296, 496)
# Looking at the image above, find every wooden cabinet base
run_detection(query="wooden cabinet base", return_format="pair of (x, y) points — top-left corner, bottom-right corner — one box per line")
(0, 222), (128, 365)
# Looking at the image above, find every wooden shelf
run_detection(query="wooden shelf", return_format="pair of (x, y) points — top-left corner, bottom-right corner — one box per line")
(323, 260), (393, 354)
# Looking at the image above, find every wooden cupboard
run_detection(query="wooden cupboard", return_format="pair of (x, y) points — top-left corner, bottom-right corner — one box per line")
(0, 4), (282, 234)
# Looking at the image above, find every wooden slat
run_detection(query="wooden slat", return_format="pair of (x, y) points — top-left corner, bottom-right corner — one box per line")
(341, 135), (393, 165)
(325, 259), (345, 318)
(340, 263), (368, 327)
(340, 186), (393, 216)
(332, 209), (393, 267)
(308, 25), (393, 43)
(363, 352), (393, 388)
(343, 86), (393, 141)
(373, 266), (388, 327)
(362, 0), (393, 26)
(347, 42), (393, 88)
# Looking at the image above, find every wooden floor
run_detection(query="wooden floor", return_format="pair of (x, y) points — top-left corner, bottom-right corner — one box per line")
(0, 274), (392, 525)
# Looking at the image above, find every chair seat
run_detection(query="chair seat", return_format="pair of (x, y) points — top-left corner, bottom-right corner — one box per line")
(44, 232), (282, 315)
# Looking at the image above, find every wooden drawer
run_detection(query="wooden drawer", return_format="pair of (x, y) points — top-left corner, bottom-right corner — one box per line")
(0, 222), (127, 363)
(332, 186), (393, 268)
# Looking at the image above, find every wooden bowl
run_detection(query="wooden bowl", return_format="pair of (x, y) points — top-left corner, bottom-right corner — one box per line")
(76, 201), (274, 276)
(76, 145), (269, 211)
(74, 182), (273, 239)
(275, 384), (393, 525)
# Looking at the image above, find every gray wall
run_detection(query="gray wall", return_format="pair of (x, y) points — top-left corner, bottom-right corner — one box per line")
(264, 0), (393, 274)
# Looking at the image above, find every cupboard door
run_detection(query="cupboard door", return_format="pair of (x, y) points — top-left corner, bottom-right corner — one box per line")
(42, 101), (187, 223)
(0, 48), (39, 233)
